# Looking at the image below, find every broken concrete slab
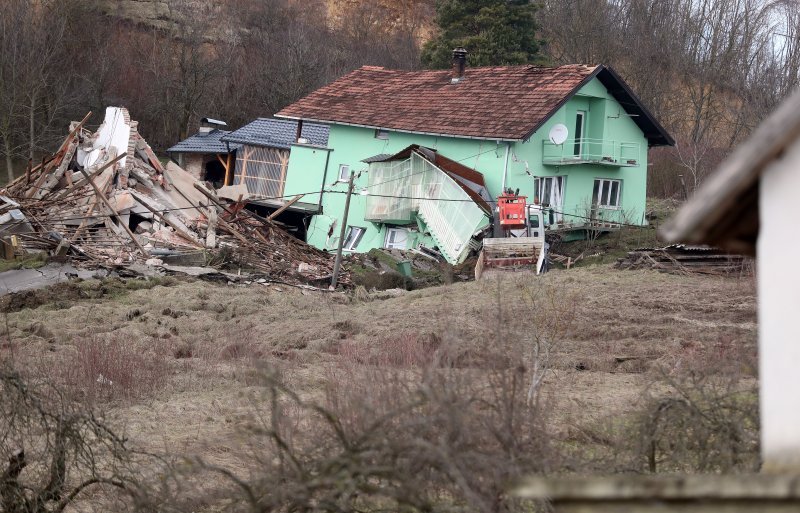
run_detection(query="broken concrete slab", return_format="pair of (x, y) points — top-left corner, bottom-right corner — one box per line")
(217, 183), (250, 202)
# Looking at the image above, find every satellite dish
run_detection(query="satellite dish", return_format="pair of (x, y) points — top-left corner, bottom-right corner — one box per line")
(549, 124), (569, 145)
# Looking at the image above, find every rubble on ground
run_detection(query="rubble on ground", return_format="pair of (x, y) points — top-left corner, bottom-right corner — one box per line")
(0, 107), (347, 287)
(348, 248), (475, 290)
(615, 244), (750, 275)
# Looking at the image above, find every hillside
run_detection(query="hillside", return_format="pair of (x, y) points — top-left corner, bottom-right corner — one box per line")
(98, 0), (435, 35)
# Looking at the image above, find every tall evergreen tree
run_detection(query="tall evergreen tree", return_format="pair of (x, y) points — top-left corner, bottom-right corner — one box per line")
(421, 0), (544, 68)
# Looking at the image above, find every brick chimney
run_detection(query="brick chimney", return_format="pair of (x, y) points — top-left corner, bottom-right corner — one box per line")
(451, 47), (468, 84)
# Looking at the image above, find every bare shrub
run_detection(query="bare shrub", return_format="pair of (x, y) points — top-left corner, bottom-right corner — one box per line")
(176, 349), (557, 513)
(0, 366), (138, 513)
(59, 335), (168, 405)
(219, 341), (264, 361)
(575, 334), (759, 475)
(487, 276), (579, 406)
(634, 372), (759, 474)
(333, 331), (442, 368)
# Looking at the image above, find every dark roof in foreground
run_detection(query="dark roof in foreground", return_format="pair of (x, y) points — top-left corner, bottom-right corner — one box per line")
(276, 64), (673, 146)
(166, 129), (240, 154)
(221, 118), (329, 149)
(661, 86), (800, 256)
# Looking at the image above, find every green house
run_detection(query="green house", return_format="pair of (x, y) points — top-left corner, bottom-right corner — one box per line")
(273, 53), (673, 263)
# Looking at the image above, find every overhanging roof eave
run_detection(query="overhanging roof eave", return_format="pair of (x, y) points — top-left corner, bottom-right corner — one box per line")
(274, 114), (522, 143)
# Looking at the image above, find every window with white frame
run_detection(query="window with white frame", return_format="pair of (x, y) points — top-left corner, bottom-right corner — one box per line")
(592, 179), (621, 208)
(374, 128), (389, 140)
(533, 176), (565, 207)
(534, 176), (565, 223)
(338, 164), (351, 182)
(384, 227), (409, 250)
(342, 226), (366, 251)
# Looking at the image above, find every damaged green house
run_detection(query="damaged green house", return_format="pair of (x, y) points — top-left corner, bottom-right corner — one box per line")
(273, 49), (673, 263)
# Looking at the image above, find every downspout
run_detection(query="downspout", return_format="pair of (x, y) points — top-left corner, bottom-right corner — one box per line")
(494, 142), (511, 237)
(317, 148), (332, 214)
(501, 142), (511, 192)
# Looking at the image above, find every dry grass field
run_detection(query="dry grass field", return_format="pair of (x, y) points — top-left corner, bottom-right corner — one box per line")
(0, 263), (759, 511)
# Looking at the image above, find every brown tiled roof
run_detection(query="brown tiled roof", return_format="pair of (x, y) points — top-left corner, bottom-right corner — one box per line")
(276, 64), (600, 141)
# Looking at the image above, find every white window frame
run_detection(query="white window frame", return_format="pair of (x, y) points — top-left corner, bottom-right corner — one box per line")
(534, 176), (565, 223)
(534, 176), (565, 207)
(343, 226), (366, 251)
(374, 128), (389, 140)
(593, 178), (621, 208)
(384, 227), (409, 250)
(338, 164), (351, 182)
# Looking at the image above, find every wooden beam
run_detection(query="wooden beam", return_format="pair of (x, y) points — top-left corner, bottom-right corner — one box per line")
(128, 191), (202, 247)
(52, 155), (121, 201)
(277, 150), (289, 198)
(193, 182), (236, 217)
(78, 166), (148, 257)
(225, 153), (234, 186)
(267, 194), (304, 221)
(24, 112), (91, 199)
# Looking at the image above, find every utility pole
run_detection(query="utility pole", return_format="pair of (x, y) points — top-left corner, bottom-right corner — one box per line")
(331, 171), (355, 289)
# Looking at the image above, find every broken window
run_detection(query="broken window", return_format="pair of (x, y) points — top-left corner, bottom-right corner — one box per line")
(365, 160), (413, 221)
(343, 226), (365, 250)
(384, 227), (409, 250)
(338, 164), (351, 182)
(233, 145), (289, 199)
(592, 178), (621, 208)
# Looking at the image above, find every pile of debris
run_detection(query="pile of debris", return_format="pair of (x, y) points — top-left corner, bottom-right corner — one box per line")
(0, 107), (346, 287)
(615, 244), (750, 275)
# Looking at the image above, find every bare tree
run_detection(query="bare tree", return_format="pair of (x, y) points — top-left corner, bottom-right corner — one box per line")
(0, 1), (77, 183)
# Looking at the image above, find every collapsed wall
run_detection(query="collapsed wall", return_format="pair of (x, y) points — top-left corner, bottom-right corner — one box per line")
(0, 107), (346, 287)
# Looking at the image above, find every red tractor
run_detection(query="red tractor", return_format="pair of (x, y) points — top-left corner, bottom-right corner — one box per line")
(475, 189), (547, 279)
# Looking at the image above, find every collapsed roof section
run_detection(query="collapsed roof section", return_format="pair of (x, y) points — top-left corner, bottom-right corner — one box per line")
(365, 145), (491, 264)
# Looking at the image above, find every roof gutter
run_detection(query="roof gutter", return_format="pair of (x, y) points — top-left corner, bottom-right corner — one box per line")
(275, 114), (521, 143)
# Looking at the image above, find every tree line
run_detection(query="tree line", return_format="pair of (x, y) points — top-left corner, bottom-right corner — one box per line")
(1, 0), (799, 196)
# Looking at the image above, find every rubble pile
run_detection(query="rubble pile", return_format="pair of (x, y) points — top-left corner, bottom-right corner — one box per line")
(615, 244), (750, 275)
(0, 107), (346, 286)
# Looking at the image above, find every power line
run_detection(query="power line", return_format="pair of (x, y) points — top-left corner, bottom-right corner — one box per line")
(359, 146), (500, 191)
(323, 189), (650, 228)
(0, 190), (327, 229)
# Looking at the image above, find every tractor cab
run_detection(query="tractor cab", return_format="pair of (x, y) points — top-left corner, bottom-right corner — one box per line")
(475, 189), (548, 279)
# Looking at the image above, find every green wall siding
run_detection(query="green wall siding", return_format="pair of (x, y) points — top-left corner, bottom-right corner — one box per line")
(283, 77), (651, 255)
